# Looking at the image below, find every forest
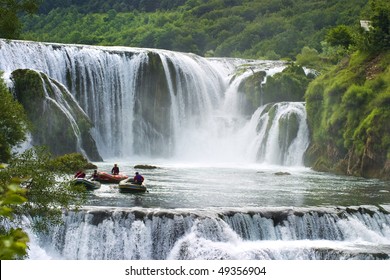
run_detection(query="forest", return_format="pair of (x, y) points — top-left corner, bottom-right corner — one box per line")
(20, 0), (369, 59)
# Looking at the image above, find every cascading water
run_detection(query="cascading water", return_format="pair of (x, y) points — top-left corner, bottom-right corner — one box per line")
(3, 39), (388, 261)
(251, 102), (309, 165)
(38, 72), (87, 156)
(0, 39), (307, 165)
(29, 206), (390, 260)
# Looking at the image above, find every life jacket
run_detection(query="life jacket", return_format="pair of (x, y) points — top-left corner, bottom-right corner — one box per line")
(75, 171), (86, 178)
(134, 174), (144, 183)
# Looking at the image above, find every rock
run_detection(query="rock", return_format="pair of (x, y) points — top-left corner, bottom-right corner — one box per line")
(274, 172), (291, 176)
(134, 164), (158, 169)
(11, 69), (102, 161)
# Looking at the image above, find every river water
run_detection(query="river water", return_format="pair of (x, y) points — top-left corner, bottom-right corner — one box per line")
(87, 161), (390, 209)
(28, 160), (390, 260)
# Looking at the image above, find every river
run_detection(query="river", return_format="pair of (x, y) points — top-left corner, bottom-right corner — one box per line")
(28, 160), (390, 260)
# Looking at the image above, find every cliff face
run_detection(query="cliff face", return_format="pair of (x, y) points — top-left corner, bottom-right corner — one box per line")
(132, 52), (172, 157)
(11, 69), (102, 161)
(237, 64), (313, 116)
(304, 51), (390, 180)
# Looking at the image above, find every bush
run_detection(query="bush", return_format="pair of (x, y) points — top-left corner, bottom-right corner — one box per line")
(0, 75), (29, 163)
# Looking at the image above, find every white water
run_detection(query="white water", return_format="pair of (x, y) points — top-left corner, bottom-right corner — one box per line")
(38, 72), (87, 155)
(2, 40), (389, 260)
(28, 204), (390, 260)
(21, 160), (390, 260)
(0, 39), (305, 165)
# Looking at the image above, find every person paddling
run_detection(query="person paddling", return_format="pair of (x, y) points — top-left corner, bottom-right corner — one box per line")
(133, 172), (144, 185)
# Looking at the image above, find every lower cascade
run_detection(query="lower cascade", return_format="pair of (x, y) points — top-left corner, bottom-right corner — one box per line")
(29, 206), (390, 260)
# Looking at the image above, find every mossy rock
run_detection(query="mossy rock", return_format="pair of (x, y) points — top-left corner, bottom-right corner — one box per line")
(132, 52), (172, 157)
(134, 164), (158, 169)
(11, 69), (102, 161)
(274, 172), (291, 176)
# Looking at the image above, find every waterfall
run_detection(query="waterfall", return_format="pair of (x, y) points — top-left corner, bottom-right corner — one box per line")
(38, 72), (87, 156)
(29, 206), (390, 260)
(250, 102), (309, 165)
(0, 39), (308, 165)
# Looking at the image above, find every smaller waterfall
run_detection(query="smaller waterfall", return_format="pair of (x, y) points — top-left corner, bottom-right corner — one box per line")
(28, 206), (390, 260)
(169, 59), (309, 165)
(249, 102), (310, 166)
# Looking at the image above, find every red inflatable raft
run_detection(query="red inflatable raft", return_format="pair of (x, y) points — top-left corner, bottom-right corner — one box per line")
(96, 171), (129, 183)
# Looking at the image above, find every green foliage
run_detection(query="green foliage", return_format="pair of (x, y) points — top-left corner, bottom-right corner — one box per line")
(319, 41), (349, 65)
(0, 168), (29, 260)
(237, 64), (313, 115)
(51, 153), (97, 173)
(262, 64), (313, 104)
(366, 0), (390, 51)
(0, 0), (42, 38)
(0, 227), (29, 260)
(0, 148), (89, 259)
(20, 0), (368, 59)
(304, 50), (390, 178)
(355, 0), (390, 52)
(0, 147), (87, 235)
(0, 74), (30, 163)
(295, 46), (321, 68)
(325, 25), (354, 49)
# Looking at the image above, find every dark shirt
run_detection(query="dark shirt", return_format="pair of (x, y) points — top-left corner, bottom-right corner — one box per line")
(111, 166), (119, 175)
(134, 174), (144, 183)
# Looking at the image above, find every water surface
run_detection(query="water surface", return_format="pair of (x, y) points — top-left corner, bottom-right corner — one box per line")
(86, 160), (390, 209)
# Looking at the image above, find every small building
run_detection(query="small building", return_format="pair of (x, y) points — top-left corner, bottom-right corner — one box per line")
(360, 20), (372, 31)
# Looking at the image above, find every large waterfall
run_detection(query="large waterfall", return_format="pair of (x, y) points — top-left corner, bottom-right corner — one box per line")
(0, 39), (308, 165)
(2, 40), (390, 262)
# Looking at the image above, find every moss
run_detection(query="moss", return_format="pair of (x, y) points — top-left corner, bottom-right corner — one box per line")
(237, 70), (266, 114)
(262, 64), (312, 104)
(304, 49), (390, 179)
(238, 64), (314, 115)
(51, 153), (97, 173)
(11, 69), (102, 161)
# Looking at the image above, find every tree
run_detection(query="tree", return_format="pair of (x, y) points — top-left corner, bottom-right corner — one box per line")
(0, 0), (42, 38)
(0, 74), (30, 163)
(325, 25), (354, 49)
(295, 46), (321, 68)
(0, 148), (88, 259)
(367, 0), (390, 51)
(1, 74), (88, 259)
(1, 147), (87, 229)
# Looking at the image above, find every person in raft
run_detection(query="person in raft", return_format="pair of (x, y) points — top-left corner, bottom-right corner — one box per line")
(74, 170), (86, 178)
(89, 169), (99, 181)
(133, 172), (144, 185)
(111, 164), (120, 175)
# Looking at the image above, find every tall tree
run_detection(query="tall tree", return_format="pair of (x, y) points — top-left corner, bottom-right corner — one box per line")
(0, 74), (29, 163)
(368, 0), (390, 51)
(0, 0), (42, 38)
